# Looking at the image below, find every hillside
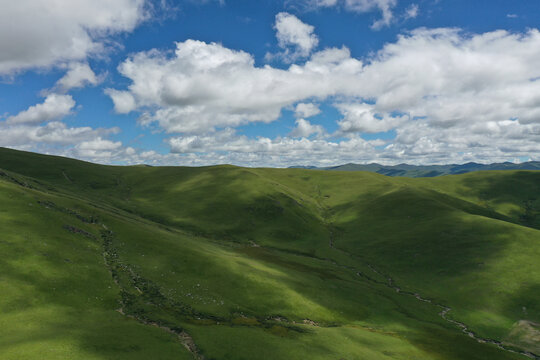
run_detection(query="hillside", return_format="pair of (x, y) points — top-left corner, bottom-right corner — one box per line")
(0, 147), (539, 359)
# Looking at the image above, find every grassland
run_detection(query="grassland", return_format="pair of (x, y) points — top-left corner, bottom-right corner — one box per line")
(0, 147), (538, 359)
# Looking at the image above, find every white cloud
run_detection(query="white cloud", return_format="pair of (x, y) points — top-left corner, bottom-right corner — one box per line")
(110, 40), (363, 134)
(345, 0), (397, 29)
(290, 118), (326, 137)
(55, 62), (100, 92)
(105, 89), (137, 113)
(360, 28), (540, 125)
(0, 121), (118, 147)
(336, 103), (407, 133)
(305, 0), (339, 7)
(7, 94), (75, 124)
(78, 138), (122, 151)
(1, 92), (127, 163)
(269, 12), (319, 62)
(106, 27), (540, 166)
(167, 129), (372, 161)
(0, 1), (151, 162)
(75, 138), (123, 158)
(0, 120), (133, 164)
(404, 4), (419, 19)
(305, 0), (398, 29)
(295, 103), (321, 118)
(106, 122), (540, 167)
(0, 0), (147, 75)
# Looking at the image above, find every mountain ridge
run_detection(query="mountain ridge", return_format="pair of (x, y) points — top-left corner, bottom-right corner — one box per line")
(289, 161), (540, 177)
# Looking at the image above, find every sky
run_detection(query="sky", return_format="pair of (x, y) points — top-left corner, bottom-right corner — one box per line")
(1, 0), (540, 167)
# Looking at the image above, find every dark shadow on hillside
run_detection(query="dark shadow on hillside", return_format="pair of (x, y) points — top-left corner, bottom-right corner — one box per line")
(326, 186), (533, 279)
(458, 171), (540, 230)
(318, 184), (540, 355)
(121, 169), (331, 255)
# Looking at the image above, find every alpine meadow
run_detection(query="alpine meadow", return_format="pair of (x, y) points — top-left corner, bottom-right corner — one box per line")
(1, 0), (540, 359)
(0, 147), (538, 359)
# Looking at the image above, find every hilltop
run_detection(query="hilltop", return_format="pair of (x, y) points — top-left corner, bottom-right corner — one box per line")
(0, 147), (539, 359)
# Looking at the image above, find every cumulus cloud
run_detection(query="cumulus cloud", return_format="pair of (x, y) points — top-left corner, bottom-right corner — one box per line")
(336, 103), (407, 133)
(361, 28), (540, 125)
(107, 27), (540, 165)
(110, 40), (363, 133)
(167, 128), (372, 161)
(105, 89), (137, 114)
(0, 119), (134, 164)
(75, 138), (124, 158)
(1, 92), (128, 163)
(78, 138), (122, 151)
(268, 12), (319, 62)
(7, 94), (76, 124)
(290, 118), (326, 137)
(295, 103), (321, 118)
(55, 63), (101, 92)
(0, 0), (152, 163)
(0, 0), (147, 75)
(163, 119), (540, 167)
(0, 121), (118, 147)
(109, 120), (540, 167)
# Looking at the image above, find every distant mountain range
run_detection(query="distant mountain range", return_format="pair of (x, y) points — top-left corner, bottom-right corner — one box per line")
(290, 161), (540, 177)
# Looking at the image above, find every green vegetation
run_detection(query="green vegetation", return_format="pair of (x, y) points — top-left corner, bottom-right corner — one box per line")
(0, 147), (538, 359)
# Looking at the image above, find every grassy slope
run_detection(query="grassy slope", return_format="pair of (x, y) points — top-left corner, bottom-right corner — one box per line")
(0, 175), (193, 360)
(303, 171), (540, 341)
(0, 147), (538, 359)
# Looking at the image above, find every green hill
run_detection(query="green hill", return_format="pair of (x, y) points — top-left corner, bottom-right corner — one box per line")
(0, 147), (538, 359)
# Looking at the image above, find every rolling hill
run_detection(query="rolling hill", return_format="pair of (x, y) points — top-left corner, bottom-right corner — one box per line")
(0, 147), (539, 359)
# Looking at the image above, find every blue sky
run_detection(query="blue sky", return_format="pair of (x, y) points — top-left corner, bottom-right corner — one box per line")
(1, 0), (540, 166)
